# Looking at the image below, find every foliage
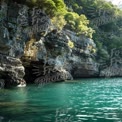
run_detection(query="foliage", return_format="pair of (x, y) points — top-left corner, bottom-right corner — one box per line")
(25, 0), (95, 38)
(64, 0), (122, 60)
(51, 14), (66, 30)
(26, 0), (67, 17)
(68, 40), (74, 48)
(91, 48), (96, 54)
(64, 12), (95, 38)
(14, 0), (122, 61)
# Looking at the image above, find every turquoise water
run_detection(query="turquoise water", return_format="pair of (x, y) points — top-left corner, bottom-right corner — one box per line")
(0, 78), (122, 122)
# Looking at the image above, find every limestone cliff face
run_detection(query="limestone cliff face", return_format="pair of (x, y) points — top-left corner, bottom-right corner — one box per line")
(64, 30), (99, 78)
(0, 1), (99, 88)
(23, 29), (99, 84)
(0, 1), (25, 88)
(0, 1), (51, 88)
(0, 54), (25, 88)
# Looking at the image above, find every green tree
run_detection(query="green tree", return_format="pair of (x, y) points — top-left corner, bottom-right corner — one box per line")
(26, 0), (67, 17)
(65, 12), (95, 38)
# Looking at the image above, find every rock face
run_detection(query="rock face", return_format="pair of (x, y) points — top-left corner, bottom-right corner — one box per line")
(0, 54), (25, 88)
(100, 65), (122, 77)
(71, 57), (99, 78)
(0, 1), (27, 87)
(64, 30), (99, 78)
(0, 1), (102, 88)
(27, 29), (99, 81)
(0, 1), (51, 87)
(23, 30), (73, 84)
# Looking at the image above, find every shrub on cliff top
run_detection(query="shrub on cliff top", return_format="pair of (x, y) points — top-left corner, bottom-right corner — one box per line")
(26, 0), (67, 17)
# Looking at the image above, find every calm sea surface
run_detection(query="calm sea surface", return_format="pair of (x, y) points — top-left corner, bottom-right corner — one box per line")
(0, 78), (122, 122)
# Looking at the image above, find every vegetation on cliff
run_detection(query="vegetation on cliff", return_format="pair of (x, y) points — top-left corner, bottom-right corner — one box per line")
(1, 0), (122, 62)
(22, 0), (122, 61)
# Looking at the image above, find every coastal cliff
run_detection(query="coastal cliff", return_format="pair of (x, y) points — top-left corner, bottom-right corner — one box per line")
(0, 0), (121, 88)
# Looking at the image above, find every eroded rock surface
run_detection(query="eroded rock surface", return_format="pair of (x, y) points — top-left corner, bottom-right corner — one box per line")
(0, 1), (108, 88)
(0, 54), (25, 87)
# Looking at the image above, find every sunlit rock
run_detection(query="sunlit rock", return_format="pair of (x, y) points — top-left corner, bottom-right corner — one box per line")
(0, 54), (25, 88)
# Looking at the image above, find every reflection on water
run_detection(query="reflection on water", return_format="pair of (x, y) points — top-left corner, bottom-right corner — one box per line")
(0, 78), (122, 122)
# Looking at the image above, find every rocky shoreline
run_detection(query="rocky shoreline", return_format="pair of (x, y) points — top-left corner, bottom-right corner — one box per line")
(0, 1), (121, 88)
